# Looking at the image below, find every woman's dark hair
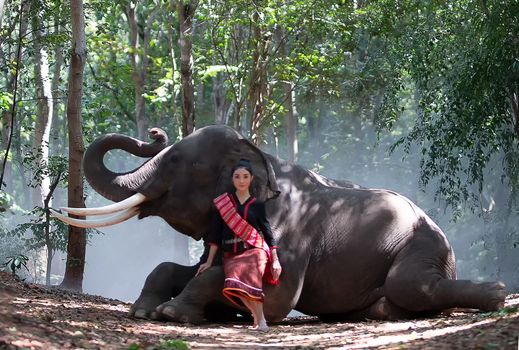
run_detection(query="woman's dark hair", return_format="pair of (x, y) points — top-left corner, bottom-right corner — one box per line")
(231, 158), (254, 176)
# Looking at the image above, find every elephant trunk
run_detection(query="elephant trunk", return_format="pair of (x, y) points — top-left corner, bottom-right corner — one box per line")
(84, 128), (169, 202)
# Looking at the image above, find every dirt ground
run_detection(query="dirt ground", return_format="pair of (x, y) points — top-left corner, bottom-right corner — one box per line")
(1, 271), (518, 350)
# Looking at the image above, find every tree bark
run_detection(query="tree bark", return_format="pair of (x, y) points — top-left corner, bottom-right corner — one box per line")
(51, 14), (64, 155)
(512, 92), (519, 137)
(0, 0), (30, 193)
(167, 8), (180, 129)
(31, 10), (54, 207)
(248, 11), (270, 145)
(278, 28), (298, 162)
(178, 0), (197, 137)
(61, 0), (87, 292)
(126, 3), (147, 140)
(0, 0), (6, 28)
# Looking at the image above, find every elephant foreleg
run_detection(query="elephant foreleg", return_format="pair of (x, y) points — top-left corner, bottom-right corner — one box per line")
(155, 266), (241, 324)
(130, 262), (198, 320)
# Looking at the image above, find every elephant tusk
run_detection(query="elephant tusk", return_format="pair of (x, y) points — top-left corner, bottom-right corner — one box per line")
(50, 207), (139, 228)
(59, 193), (147, 216)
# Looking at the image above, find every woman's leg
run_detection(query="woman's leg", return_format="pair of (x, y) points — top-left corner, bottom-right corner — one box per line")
(239, 297), (258, 326)
(247, 300), (268, 331)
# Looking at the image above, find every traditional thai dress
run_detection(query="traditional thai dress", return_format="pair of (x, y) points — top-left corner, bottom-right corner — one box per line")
(206, 192), (278, 307)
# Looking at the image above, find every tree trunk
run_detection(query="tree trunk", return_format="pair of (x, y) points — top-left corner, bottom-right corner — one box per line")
(167, 11), (180, 130)
(213, 72), (226, 124)
(512, 91), (519, 137)
(278, 28), (298, 162)
(31, 11), (53, 207)
(248, 11), (270, 145)
(52, 15), (64, 155)
(0, 1), (30, 193)
(490, 180), (519, 291)
(178, 0), (197, 137)
(283, 84), (298, 162)
(0, 0), (6, 28)
(61, 0), (87, 292)
(126, 3), (147, 140)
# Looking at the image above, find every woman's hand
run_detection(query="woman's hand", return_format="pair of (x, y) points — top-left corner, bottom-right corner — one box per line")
(196, 244), (218, 276)
(270, 259), (282, 280)
(196, 262), (212, 276)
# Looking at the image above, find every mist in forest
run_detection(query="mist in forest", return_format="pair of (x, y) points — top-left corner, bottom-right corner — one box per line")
(284, 117), (519, 292)
(81, 210), (192, 302)
(59, 151), (197, 302)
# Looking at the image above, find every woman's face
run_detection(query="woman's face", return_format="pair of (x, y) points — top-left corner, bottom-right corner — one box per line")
(232, 168), (253, 192)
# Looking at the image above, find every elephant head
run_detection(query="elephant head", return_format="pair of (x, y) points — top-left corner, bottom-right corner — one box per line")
(51, 125), (280, 240)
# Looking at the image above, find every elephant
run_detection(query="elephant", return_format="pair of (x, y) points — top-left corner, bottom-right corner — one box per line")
(51, 125), (506, 324)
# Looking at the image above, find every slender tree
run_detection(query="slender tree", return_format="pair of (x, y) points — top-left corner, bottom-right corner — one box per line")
(124, 1), (159, 140)
(31, 2), (54, 207)
(277, 27), (298, 162)
(61, 0), (87, 292)
(178, 0), (197, 137)
(0, 0), (31, 193)
(0, 0), (6, 28)
(248, 9), (271, 145)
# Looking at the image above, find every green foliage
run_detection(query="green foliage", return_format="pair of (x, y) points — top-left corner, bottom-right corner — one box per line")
(127, 339), (189, 350)
(1, 206), (101, 254)
(365, 0), (519, 213)
(158, 339), (189, 350)
(480, 305), (518, 319)
(4, 207), (69, 252)
(23, 152), (68, 189)
(2, 254), (29, 279)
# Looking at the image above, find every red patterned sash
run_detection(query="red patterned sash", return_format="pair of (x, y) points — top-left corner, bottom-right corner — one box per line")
(213, 193), (279, 285)
(213, 193), (269, 252)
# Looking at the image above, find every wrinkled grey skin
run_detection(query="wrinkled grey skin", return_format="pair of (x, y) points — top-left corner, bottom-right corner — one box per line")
(84, 125), (506, 324)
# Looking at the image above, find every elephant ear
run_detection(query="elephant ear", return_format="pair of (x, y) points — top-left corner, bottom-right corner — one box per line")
(217, 136), (280, 202)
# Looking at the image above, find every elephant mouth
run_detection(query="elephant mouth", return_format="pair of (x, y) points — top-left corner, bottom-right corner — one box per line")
(49, 193), (146, 228)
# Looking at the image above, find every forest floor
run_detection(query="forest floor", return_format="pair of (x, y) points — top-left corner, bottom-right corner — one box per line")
(1, 271), (519, 350)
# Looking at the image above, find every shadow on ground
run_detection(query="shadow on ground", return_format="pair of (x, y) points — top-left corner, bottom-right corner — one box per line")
(1, 271), (518, 349)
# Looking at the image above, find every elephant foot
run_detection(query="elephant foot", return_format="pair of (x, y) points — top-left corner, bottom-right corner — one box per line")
(156, 299), (205, 324)
(129, 293), (171, 320)
(478, 281), (506, 311)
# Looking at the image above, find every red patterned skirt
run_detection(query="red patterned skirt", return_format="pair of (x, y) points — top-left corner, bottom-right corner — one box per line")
(222, 248), (268, 307)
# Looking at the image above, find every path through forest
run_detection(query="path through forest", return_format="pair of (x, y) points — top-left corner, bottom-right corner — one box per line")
(1, 271), (518, 349)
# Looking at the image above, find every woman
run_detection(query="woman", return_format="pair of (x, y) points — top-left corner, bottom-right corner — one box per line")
(196, 159), (282, 331)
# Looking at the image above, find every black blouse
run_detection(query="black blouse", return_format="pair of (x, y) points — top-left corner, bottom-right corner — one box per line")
(206, 193), (276, 253)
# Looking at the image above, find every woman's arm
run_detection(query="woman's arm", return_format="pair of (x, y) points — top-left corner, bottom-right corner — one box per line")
(196, 244), (219, 276)
(256, 202), (277, 249)
(256, 202), (282, 279)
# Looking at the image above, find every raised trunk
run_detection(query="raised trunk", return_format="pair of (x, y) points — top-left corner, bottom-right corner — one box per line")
(83, 132), (168, 202)
(178, 0), (197, 137)
(61, 0), (87, 292)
